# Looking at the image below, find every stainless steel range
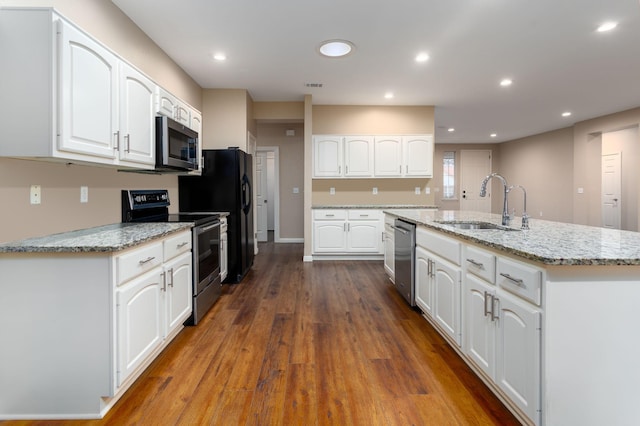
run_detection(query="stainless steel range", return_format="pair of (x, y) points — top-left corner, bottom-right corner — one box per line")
(122, 189), (221, 325)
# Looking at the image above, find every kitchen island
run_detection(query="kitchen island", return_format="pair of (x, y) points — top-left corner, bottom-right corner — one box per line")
(0, 223), (193, 420)
(385, 209), (640, 426)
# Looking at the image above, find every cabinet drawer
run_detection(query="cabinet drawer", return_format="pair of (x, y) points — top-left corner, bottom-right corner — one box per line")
(348, 209), (380, 220)
(464, 245), (496, 284)
(163, 231), (192, 261)
(115, 241), (163, 286)
(496, 257), (542, 305)
(313, 209), (347, 220)
(416, 227), (461, 265)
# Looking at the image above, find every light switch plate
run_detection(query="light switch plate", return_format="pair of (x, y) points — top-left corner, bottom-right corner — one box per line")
(372, 187), (378, 195)
(30, 185), (41, 205)
(330, 187), (335, 195)
(415, 187), (421, 195)
(425, 187), (431, 194)
(80, 186), (89, 203)
(292, 187), (299, 194)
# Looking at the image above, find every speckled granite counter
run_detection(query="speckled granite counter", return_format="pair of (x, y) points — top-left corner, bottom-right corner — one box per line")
(384, 209), (640, 266)
(313, 204), (438, 209)
(0, 222), (193, 253)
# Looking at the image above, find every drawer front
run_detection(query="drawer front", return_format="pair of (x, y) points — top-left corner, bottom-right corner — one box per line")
(116, 241), (163, 286)
(163, 230), (192, 261)
(416, 227), (461, 265)
(348, 209), (381, 220)
(464, 245), (496, 284)
(313, 209), (347, 220)
(496, 256), (542, 305)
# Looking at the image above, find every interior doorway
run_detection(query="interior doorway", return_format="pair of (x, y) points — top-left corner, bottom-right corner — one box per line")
(256, 146), (280, 243)
(459, 150), (492, 212)
(601, 152), (621, 229)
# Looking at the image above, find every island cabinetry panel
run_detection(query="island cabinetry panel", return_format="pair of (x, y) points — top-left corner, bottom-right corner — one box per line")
(220, 216), (228, 282)
(415, 227), (462, 346)
(312, 209), (383, 257)
(383, 214), (395, 281)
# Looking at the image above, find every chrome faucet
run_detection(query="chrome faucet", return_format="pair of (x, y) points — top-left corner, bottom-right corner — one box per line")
(479, 173), (511, 226)
(510, 185), (529, 230)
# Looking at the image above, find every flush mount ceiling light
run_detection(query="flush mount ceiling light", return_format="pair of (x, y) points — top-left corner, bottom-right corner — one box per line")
(415, 52), (430, 63)
(384, 92), (394, 99)
(597, 21), (618, 32)
(500, 78), (513, 87)
(212, 53), (227, 61)
(448, 128), (455, 132)
(562, 111), (572, 117)
(318, 39), (355, 58)
(490, 133), (498, 138)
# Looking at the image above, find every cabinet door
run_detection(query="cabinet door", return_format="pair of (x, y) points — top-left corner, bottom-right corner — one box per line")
(313, 221), (347, 252)
(313, 136), (343, 177)
(119, 62), (155, 166)
(165, 252), (192, 335)
(374, 136), (403, 177)
(403, 136), (434, 177)
(347, 220), (380, 252)
(116, 269), (163, 387)
(415, 246), (434, 317)
(59, 20), (118, 159)
(156, 86), (177, 118)
(344, 136), (373, 177)
(174, 103), (190, 126)
(496, 292), (541, 423)
(465, 274), (496, 378)
(433, 256), (462, 345)
(383, 224), (395, 279)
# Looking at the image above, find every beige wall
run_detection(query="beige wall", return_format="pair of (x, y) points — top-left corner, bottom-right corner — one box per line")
(256, 123), (304, 239)
(495, 127), (574, 224)
(573, 107), (640, 227)
(202, 89), (251, 150)
(254, 102), (304, 121)
(0, 0), (200, 243)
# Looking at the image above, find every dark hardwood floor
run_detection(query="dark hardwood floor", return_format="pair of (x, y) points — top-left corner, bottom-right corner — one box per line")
(4, 241), (520, 425)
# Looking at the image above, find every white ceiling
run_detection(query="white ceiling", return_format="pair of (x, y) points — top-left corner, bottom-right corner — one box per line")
(112, 0), (640, 144)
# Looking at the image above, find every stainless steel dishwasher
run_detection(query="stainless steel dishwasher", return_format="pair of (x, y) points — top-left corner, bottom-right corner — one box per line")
(394, 219), (416, 306)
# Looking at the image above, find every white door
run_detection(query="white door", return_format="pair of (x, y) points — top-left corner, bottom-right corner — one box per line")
(433, 257), (462, 346)
(403, 136), (434, 177)
(344, 137), (373, 177)
(460, 150), (492, 212)
(347, 221), (380, 252)
(414, 247), (434, 317)
(465, 274), (496, 378)
(164, 252), (192, 335)
(602, 153), (621, 229)
(374, 137), (402, 177)
(313, 136), (343, 177)
(255, 151), (268, 242)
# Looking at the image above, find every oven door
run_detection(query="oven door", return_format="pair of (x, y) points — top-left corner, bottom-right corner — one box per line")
(193, 221), (220, 295)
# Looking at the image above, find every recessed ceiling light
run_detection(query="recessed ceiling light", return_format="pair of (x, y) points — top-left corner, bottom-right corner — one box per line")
(213, 53), (226, 61)
(384, 92), (394, 99)
(448, 128), (455, 132)
(490, 133), (497, 138)
(415, 52), (430, 63)
(318, 40), (355, 58)
(562, 111), (572, 117)
(500, 79), (513, 87)
(597, 22), (618, 32)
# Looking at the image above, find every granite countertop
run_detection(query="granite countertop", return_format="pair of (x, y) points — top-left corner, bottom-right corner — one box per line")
(313, 204), (438, 209)
(0, 223), (193, 254)
(384, 209), (640, 266)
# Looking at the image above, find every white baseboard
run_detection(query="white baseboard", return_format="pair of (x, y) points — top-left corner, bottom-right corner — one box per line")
(276, 238), (304, 243)
(303, 255), (314, 262)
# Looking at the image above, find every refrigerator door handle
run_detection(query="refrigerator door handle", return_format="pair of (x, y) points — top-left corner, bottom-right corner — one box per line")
(242, 174), (252, 215)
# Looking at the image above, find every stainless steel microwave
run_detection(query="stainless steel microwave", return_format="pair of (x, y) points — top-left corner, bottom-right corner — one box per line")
(155, 116), (199, 171)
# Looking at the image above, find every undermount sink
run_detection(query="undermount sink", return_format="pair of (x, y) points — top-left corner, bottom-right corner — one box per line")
(435, 221), (520, 231)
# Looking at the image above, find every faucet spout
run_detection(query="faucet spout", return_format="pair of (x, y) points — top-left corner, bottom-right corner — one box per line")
(479, 172), (511, 226)
(511, 185), (529, 230)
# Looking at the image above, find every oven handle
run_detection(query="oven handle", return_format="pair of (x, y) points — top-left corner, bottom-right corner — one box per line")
(197, 222), (220, 234)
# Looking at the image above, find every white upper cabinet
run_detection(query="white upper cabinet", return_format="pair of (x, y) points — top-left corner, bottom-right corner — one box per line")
(313, 135), (343, 177)
(374, 136), (403, 176)
(344, 136), (373, 177)
(313, 134), (433, 179)
(403, 135), (434, 177)
(58, 18), (119, 160)
(119, 62), (156, 166)
(155, 86), (191, 127)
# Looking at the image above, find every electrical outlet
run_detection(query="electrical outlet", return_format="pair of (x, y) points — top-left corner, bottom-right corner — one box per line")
(415, 187), (421, 195)
(425, 187), (431, 194)
(372, 187), (378, 195)
(330, 187), (335, 195)
(293, 187), (299, 194)
(30, 185), (41, 205)
(80, 186), (89, 203)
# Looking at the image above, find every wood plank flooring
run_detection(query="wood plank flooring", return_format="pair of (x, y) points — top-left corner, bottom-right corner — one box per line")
(4, 241), (520, 426)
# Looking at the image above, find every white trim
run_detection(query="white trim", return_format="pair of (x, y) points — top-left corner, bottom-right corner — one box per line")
(303, 255), (314, 262)
(311, 255), (384, 261)
(256, 146), (281, 242)
(277, 238), (304, 243)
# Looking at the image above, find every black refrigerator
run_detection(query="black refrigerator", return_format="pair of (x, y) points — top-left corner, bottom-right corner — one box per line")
(179, 148), (254, 283)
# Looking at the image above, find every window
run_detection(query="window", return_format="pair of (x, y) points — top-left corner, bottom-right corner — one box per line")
(443, 151), (455, 199)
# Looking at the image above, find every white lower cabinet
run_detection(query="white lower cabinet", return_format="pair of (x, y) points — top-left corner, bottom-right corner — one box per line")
(220, 217), (228, 282)
(115, 232), (192, 387)
(312, 209), (383, 256)
(383, 216), (395, 281)
(414, 243), (462, 346)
